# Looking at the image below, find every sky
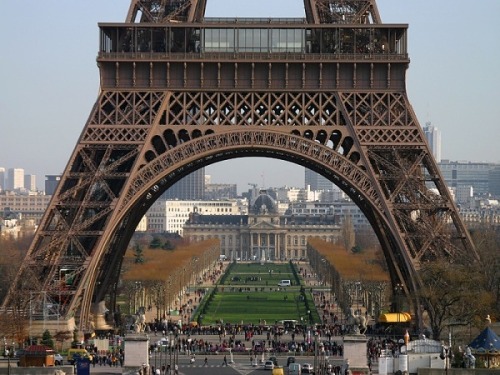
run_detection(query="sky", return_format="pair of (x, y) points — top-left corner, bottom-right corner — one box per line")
(1, 1), (499, 193)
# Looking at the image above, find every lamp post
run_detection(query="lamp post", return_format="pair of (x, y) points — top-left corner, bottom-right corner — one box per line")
(394, 283), (403, 341)
(168, 331), (172, 375)
(3, 337), (11, 375)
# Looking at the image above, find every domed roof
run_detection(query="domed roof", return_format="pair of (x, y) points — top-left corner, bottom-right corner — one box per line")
(251, 190), (278, 215)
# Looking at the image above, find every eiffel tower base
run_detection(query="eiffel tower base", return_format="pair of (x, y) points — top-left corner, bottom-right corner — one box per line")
(343, 335), (370, 375)
(124, 334), (150, 374)
(29, 318), (77, 340)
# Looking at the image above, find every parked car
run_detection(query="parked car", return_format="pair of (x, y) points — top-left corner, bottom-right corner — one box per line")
(54, 353), (64, 365)
(302, 363), (314, 373)
(265, 360), (275, 370)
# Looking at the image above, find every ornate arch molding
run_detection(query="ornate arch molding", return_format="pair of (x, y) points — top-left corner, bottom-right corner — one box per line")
(119, 130), (383, 216)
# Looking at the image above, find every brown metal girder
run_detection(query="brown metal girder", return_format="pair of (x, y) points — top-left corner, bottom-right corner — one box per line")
(386, 152), (427, 203)
(59, 146), (137, 204)
(365, 149), (411, 197)
(72, 92), (172, 326)
(313, 0), (381, 24)
(394, 207), (451, 261)
(127, 0), (155, 23)
(305, 0), (321, 24)
(414, 221), (453, 262)
(61, 258), (92, 317)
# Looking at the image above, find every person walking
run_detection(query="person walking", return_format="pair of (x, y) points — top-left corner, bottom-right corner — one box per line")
(204, 357), (208, 366)
(222, 355), (228, 366)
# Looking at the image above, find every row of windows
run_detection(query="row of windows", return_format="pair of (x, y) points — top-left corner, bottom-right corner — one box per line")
(189, 234), (335, 245)
(100, 25), (407, 56)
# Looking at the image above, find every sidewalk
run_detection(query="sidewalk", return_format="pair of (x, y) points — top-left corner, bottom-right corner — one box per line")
(144, 261), (228, 325)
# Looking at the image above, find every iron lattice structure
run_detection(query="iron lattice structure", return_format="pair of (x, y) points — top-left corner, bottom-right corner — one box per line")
(3, 0), (478, 331)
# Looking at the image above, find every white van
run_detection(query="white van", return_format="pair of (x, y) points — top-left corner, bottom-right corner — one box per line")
(288, 363), (301, 375)
(278, 280), (291, 287)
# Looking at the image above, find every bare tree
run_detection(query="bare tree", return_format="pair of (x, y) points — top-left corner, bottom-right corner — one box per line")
(471, 227), (500, 312)
(418, 260), (493, 340)
(341, 214), (355, 252)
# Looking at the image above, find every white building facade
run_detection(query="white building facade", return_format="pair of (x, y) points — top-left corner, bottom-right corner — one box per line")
(145, 199), (246, 235)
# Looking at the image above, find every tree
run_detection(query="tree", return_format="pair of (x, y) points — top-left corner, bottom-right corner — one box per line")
(471, 227), (500, 312)
(341, 214), (355, 252)
(418, 260), (493, 340)
(0, 237), (30, 347)
(162, 240), (175, 250)
(134, 243), (145, 264)
(150, 236), (162, 249)
(53, 331), (72, 352)
(41, 330), (54, 349)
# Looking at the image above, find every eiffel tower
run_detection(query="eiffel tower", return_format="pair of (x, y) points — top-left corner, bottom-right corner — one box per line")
(3, 0), (478, 332)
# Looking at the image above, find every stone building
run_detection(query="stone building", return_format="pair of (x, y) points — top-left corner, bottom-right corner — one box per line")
(183, 190), (341, 260)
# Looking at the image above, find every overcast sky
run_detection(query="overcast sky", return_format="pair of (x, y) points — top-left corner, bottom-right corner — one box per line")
(2, 1), (499, 192)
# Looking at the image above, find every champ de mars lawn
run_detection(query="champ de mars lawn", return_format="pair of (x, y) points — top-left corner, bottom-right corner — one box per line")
(194, 262), (321, 325)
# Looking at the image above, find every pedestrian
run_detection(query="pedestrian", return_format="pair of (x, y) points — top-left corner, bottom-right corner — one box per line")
(204, 357), (208, 366)
(222, 355), (227, 366)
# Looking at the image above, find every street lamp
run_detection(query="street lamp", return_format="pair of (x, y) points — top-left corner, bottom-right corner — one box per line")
(394, 283), (403, 340)
(3, 337), (11, 375)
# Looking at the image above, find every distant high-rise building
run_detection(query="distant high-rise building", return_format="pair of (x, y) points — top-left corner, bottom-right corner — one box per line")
(489, 166), (500, 197)
(45, 175), (61, 195)
(0, 167), (5, 191)
(162, 167), (205, 200)
(6, 168), (24, 190)
(304, 168), (335, 191)
(24, 174), (36, 191)
(439, 160), (492, 198)
(423, 122), (442, 162)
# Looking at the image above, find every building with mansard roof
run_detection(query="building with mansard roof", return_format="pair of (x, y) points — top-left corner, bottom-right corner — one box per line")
(183, 190), (341, 261)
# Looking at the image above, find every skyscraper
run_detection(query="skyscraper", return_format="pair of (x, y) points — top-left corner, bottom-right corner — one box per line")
(0, 167), (5, 191)
(304, 168), (335, 191)
(423, 122), (442, 162)
(45, 175), (61, 195)
(24, 174), (37, 191)
(6, 168), (24, 190)
(162, 167), (205, 200)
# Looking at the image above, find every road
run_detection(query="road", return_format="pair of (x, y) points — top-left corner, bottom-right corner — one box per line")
(0, 355), (325, 374)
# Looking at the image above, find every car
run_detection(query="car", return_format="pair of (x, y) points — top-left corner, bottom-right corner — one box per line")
(156, 338), (170, 348)
(302, 363), (314, 373)
(286, 357), (296, 367)
(269, 356), (278, 366)
(264, 360), (275, 370)
(54, 353), (64, 365)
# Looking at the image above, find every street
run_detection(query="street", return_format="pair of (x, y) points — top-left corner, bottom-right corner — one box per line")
(0, 355), (330, 375)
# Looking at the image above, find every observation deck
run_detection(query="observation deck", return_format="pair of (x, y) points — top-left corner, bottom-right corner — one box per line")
(97, 18), (408, 91)
(98, 18), (408, 62)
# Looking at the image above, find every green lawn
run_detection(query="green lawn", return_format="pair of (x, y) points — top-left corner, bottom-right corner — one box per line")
(195, 262), (320, 325)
